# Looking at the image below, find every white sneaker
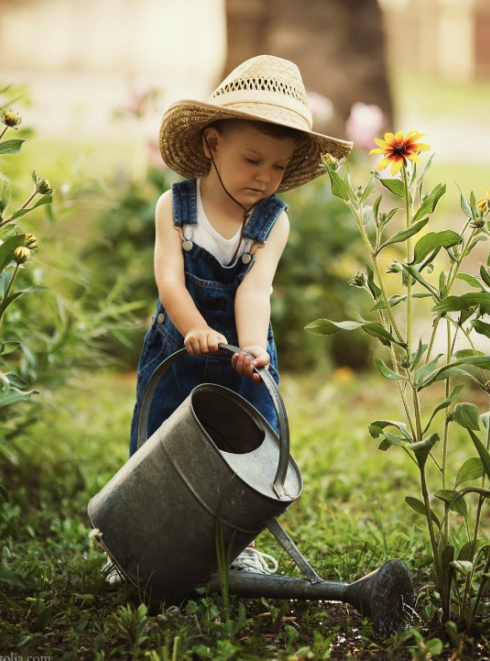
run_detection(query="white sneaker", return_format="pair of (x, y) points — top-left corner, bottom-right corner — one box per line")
(229, 546), (279, 575)
(102, 558), (126, 586)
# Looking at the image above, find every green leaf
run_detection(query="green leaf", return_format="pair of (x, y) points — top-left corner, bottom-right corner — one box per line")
(413, 183), (446, 221)
(472, 320), (490, 340)
(370, 292), (432, 311)
(410, 340), (428, 371)
(458, 540), (476, 561)
(423, 383), (464, 434)
(468, 429), (490, 481)
(0, 387), (37, 409)
(434, 489), (468, 518)
(378, 177), (406, 198)
(0, 178), (11, 213)
(374, 358), (408, 381)
(405, 496), (441, 528)
(455, 457), (485, 487)
(305, 318), (406, 347)
(325, 167), (349, 201)
(433, 292), (490, 314)
(0, 139), (25, 155)
(368, 419), (412, 441)
(414, 354), (443, 388)
(0, 291), (25, 322)
(0, 564), (28, 589)
(411, 230), (463, 265)
(407, 433), (439, 468)
(455, 272), (482, 289)
(360, 175), (375, 202)
(366, 264), (381, 300)
(10, 193), (53, 220)
(453, 403), (481, 431)
(375, 218), (429, 254)
(454, 349), (484, 359)
(450, 560), (473, 577)
(480, 265), (490, 289)
(0, 234), (25, 271)
(0, 341), (20, 356)
(402, 264), (439, 296)
(457, 184), (473, 218)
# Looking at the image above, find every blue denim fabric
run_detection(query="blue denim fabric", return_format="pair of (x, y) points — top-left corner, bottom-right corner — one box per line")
(129, 179), (287, 455)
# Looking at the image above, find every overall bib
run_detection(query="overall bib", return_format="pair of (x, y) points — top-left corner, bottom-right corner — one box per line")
(129, 179), (287, 456)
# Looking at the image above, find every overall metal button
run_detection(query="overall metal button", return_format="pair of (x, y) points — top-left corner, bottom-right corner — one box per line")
(157, 313), (165, 325)
(182, 240), (193, 251)
(241, 252), (252, 264)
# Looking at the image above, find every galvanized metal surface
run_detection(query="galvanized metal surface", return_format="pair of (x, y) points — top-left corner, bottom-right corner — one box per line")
(88, 345), (302, 603)
(204, 558), (414, 637)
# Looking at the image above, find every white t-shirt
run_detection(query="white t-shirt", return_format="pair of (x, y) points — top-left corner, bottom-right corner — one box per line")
(182, 180), (253, 266)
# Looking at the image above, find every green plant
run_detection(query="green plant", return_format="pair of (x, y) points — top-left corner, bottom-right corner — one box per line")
(0, 88), (53, 507)
(307, 131), (490, 627)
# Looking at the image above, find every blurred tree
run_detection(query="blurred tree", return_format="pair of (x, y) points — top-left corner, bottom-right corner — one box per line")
(222, 0), (393, 136)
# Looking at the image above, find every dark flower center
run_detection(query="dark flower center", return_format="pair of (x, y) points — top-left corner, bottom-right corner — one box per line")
(392, 143), (407, 156)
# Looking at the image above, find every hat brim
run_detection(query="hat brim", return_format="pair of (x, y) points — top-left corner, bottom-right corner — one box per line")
(159, 99), (353, 192)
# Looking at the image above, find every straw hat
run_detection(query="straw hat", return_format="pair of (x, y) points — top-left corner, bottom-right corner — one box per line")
(159, 55), (353, 192)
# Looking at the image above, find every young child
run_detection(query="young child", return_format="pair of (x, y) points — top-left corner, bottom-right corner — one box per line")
(104, 55), (352, 585)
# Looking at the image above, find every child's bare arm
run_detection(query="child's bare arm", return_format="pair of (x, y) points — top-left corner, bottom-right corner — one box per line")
(154, 191), (227, 354)
(233, 210), (290, 382)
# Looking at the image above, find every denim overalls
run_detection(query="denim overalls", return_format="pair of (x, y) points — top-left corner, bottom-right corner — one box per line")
(129, 179), (287, 456)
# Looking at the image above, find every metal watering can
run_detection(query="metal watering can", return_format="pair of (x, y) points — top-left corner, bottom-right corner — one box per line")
(88, 345), (414, 636)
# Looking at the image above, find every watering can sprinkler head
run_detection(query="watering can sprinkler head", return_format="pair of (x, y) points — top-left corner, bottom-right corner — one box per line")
(204, 558), (414, 637)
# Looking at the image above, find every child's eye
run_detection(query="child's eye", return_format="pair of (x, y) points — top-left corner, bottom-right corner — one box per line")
(274, 164), (286, 171)
(245, 158), (259, 165)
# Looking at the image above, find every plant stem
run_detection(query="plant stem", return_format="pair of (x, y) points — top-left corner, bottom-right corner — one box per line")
(2, 263), (20, 302)
(403, 166), (413, 355)
(0, 126), (8, 140)
(0, 191), (38, 228)
(351, 203), (405, 344)
(420, 465), (448, 618)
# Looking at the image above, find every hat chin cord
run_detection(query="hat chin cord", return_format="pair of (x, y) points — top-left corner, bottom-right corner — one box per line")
(201, 132), (306, 265)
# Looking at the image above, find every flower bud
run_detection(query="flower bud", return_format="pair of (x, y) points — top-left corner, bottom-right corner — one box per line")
(35, 177), (53, 195)
(13, 246), (30, 264)
(1, 110), (22, 128)
(476, 194), (489, 214)
(322, 153), (340, 170)
(24, 233), (37, 249)
(349, 272), (367, 288)
(470, 216), (485, 229)
(387, 260), (403, 273)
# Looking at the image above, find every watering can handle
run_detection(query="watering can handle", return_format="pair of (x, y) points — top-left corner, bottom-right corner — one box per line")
(136, 343), (291, 498)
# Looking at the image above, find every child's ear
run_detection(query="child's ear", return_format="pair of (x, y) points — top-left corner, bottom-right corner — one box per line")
(202, 128), (220, 159)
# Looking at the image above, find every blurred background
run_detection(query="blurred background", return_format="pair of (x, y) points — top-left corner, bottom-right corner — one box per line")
(1, 0), (490, 374)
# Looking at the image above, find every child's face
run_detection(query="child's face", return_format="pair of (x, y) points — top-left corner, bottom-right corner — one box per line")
(209, 124), (298, 205)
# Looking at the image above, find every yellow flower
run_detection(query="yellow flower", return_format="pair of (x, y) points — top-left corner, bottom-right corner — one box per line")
(13, 246), (31, 264)
(369, 130), (430, 176)
(477, 191), (489, 213)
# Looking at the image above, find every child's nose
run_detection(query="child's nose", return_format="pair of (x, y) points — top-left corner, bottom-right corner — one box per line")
(255, 167), (271, 183)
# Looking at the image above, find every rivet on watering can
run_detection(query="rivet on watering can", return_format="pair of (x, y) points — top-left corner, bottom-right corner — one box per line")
(182, 240), (193, 252)
(241, 252), (252, 265)
(157, 313), (165, 325)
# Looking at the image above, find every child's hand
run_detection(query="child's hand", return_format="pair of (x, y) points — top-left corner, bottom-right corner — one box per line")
(184, 325), (227, 356)
(232, 346), (270, 384)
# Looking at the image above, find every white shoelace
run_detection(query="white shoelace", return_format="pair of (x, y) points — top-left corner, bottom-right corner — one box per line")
(230, 546), (279, 574)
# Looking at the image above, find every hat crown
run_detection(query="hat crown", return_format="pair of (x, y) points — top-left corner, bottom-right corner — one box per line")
(211, 55), (308, 105)
(208, 55), (312, 131)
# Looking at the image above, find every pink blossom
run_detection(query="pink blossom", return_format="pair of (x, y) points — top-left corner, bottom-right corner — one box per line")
(346, 102), (386, 151)
(307, 91), (333, 124)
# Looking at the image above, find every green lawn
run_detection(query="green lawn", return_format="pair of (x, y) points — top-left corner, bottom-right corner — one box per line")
(1, 368), (489, 660)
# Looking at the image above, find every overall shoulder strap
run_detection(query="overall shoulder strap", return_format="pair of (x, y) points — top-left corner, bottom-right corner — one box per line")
(244, 195), (288, 243)
(171, 179), (198, 227)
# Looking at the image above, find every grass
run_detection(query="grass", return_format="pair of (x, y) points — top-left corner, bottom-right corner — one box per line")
(1, 367), (489, 660)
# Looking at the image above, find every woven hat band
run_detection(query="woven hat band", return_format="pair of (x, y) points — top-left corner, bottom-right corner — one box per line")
(208, 89), (313, 131)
